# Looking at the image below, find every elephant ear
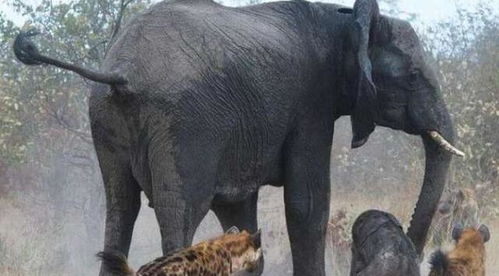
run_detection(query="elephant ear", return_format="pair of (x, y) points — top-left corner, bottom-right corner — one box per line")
(349, 0), (380, 148)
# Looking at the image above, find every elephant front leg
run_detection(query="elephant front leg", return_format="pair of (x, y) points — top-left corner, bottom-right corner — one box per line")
(283, 132), (332, 276)
(285, 174), (330, 276)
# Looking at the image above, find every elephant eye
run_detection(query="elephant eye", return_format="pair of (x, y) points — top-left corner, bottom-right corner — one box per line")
(410, 72), (418, 81)
(408, 72), (420, 86)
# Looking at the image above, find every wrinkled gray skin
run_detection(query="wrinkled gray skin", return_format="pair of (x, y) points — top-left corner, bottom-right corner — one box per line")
(350, 210), (420, 276)
(13, 0), (457, 275)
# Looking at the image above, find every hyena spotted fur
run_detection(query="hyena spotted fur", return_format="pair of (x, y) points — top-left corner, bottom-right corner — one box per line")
(429, 224), (490, 276)
(97, 227), (262, 276)
(429, 188), (480, 247)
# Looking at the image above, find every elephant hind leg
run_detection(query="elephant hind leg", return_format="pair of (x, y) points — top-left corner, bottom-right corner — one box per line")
(212, 192), (264, 275)
(94, 143), (141, 276)
(212, 191), (259, 232)
(151, 188), (212, 255)
(148, 145), (216, 255)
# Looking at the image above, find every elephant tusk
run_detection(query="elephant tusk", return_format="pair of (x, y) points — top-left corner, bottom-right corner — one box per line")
(428, 131), (465, 157)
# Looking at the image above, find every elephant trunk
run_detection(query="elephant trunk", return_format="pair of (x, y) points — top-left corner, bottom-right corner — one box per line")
(407, 122), (454, 256)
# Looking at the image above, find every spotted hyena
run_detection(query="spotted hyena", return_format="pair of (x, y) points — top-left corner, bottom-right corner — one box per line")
(429, 224), (490, 276)
(97, 226), (262, 276)
(429, 188), (479, 247)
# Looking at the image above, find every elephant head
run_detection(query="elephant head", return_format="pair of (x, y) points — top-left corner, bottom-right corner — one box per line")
(340, 0), (464, 254)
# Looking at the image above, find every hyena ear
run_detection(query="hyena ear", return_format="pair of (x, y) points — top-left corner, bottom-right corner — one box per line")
(478, 224), (490, 243)
(452, 223), (464, 241)
(250, 229), (262, 248)
(456, 189), (465, 202)
(225, 226), (240, 234)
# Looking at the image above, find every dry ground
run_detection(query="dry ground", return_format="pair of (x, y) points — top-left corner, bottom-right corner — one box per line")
(2, 186), (497, 275)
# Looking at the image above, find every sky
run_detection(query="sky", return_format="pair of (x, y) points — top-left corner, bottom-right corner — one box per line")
(331, 0), (496, 23)
(1, 0), (498, 27)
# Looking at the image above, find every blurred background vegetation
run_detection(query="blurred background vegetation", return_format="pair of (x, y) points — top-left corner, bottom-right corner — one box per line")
(0, 0), (497, 275)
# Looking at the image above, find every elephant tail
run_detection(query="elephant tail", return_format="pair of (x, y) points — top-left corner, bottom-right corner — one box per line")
(96, 251), (136, 276)
(428, 249), (447, 276)
(13, 29), (127, 86)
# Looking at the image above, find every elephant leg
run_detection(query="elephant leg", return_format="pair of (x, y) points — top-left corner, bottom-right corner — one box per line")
(94, 144), (141, 276)
(152, 191), (212, 254)
(212, 192), (264, 275)
(283, 129), (332, 276)
(212, 191), (259, 232)
(149, 148), (215, 255)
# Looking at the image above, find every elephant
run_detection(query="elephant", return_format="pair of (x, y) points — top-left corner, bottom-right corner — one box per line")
(350, 210), (420, 276)
(13, 0), (464, 275)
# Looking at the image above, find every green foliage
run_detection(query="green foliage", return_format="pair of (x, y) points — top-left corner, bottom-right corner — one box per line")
(331, 3), (498, 219)
(0, 1), (151, 274)
(422, 5), (499, 216)
(0, 0), (150, 165)
(0, 1), (497, 274)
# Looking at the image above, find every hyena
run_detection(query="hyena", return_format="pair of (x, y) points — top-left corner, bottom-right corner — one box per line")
(97, 227), (262, 276)
(429, 224), (490, 276)
(430, 188), (479, 247)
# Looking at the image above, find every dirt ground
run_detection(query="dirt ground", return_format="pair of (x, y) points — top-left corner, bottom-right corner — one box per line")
(1, 187), (498, 275)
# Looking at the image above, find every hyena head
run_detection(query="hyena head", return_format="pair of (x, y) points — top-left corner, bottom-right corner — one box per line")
(220, 226), (262, 273)
(437, 188), (478, 222)
(429, 224), (490, 276)
(430, 188), (480, 246)
(452, 223), (490, 245)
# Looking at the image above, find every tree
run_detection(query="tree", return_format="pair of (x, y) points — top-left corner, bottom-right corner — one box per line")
(0, 1), (151, 274)
(423, 5), (499, 216)
(1, 0), (150, 165)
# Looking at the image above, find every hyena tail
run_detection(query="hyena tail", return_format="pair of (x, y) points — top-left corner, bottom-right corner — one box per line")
(429, 250), (448, 276)
(97, 251), (135, 276)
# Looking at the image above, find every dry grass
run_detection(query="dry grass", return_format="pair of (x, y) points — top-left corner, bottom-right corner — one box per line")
(330, 190), (499, 276)
(1, 186), (498, 275)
